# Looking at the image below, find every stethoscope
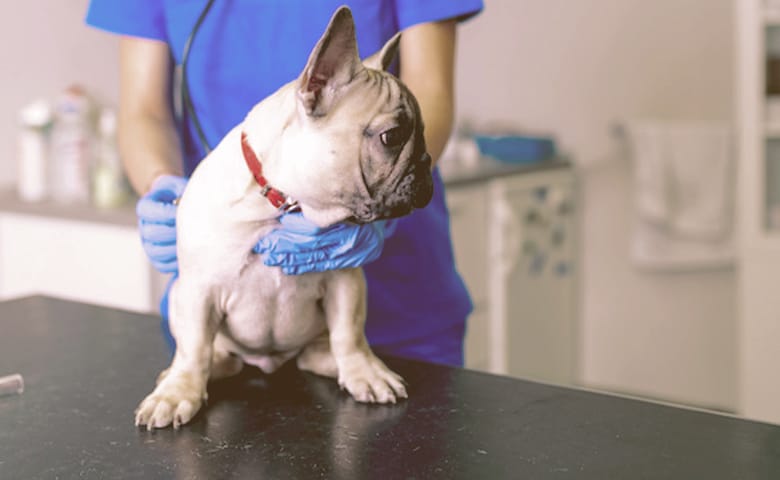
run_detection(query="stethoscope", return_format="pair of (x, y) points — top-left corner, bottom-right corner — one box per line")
(180, 0), (216, 155)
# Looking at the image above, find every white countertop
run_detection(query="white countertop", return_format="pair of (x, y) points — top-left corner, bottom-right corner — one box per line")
(0, 188), (137, 226)
(0, 157), (570, 226)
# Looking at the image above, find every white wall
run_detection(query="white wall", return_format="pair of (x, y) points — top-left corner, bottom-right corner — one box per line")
(456, 0), (737, 410)
(0, 0), (119, 187)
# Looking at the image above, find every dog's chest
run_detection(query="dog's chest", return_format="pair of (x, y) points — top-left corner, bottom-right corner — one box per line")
(219, 257), (328, 352)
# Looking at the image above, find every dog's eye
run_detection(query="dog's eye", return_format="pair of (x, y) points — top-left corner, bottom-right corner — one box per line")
(380, 127), (408, 148)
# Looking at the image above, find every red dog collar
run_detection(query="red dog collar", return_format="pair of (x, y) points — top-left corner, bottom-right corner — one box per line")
(241, 132), (299, 212)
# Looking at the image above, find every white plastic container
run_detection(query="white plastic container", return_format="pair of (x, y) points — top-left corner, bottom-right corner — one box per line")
(17, 99), (53, 202)
(49, 86), (95, 204)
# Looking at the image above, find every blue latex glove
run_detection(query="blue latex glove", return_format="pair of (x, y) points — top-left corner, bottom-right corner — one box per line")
(136, 175), (188, 273)
(254, 212), (395, 275)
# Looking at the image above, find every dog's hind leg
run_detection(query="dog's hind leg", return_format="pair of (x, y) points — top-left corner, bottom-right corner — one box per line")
(210, 347), (244, 380)
(297, 333), (338, 378)
(155, 345), (242, 384)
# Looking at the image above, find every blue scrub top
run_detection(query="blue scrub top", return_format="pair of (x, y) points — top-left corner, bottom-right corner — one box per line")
(86, 0), (483, 346)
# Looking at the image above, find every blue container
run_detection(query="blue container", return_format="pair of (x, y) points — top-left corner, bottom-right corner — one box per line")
(473, 135), (556, 164)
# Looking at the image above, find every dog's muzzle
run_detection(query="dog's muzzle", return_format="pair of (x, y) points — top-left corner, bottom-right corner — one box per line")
(411, 152), (434, 208)
(349, 152), (434, 224)
(377, 152), (434, 219)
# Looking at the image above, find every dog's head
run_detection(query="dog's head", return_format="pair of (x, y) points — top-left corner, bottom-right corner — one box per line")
(258, 6), (433, 227)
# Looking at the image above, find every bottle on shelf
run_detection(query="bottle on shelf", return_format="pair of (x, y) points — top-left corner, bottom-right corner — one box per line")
(91, 108), (130, 209)
(49, 85), (96, 205)
(17, 99), (53, 203)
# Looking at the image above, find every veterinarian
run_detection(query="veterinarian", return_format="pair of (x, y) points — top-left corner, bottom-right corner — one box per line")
(86, 1), (483, 367)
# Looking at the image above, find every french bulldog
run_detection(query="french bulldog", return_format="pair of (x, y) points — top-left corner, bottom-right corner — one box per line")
(134, 6), (433, 429)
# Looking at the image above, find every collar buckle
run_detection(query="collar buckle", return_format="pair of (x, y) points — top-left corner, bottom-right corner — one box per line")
(241, 131), (298, 213)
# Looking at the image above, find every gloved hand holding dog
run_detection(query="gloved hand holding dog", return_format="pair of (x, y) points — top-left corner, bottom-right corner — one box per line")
(137, 177), (389, 275)
(254, 212), (394, 275)
(136, 175), (188, 273)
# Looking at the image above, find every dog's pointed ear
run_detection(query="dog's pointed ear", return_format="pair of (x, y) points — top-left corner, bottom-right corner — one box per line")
(363, 33), (401, 72)
(297, 6), (362, 116)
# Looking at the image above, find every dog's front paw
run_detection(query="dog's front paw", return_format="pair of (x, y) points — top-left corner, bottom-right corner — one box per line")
(134, 372), (206, 430)
(338, 355), (407, 404)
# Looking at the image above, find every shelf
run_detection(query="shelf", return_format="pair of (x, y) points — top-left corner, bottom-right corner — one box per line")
(0, 188), (137, 227)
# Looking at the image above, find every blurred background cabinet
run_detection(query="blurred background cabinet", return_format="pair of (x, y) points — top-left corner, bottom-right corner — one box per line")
(446, 163), (577, 386)
(736, 0), (780, 424)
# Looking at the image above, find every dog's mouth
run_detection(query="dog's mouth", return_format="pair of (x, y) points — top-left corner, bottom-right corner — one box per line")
(348, 153), (434, 224)
(347, 204), (412, 225)
(398, 152), (433, 209)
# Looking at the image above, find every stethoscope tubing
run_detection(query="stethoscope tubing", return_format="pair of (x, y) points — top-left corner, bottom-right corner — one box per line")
(180, 0), (216, 155)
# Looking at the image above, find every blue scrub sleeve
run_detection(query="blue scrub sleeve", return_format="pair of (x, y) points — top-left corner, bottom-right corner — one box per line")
(395, 0), (483, 30)
(85, 0), (168, 41)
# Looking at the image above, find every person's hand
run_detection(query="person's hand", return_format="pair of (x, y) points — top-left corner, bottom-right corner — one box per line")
(136, 175), (188, 273)
(254, 212), (396, 275)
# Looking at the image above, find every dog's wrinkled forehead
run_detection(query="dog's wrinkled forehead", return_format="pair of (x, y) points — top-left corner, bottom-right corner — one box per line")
(357, 69), (420, 126)
(356, 70), (424, 162)
(395, 77), (423, 125)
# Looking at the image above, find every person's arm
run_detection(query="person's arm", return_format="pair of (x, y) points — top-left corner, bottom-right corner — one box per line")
(118, 36), (183, 195)
(398, 19), (457, 167)
(119, 36), (187, 273)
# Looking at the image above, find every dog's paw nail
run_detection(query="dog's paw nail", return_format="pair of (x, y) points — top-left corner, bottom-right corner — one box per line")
(382, 390), (398, 404)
